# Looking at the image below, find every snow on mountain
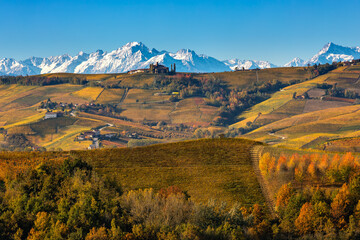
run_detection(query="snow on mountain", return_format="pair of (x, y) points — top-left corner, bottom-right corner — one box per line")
(223, 59), (277, 70)
(305, 42), (360, 65)
(0, 58), (38, 76)
(3, 41), (359, 76)
(0, 42), (233, 75)
(284, 57), (306, 67)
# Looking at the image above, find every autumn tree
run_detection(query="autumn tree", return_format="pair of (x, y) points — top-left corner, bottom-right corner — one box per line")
(276, 155), (288, 173)
(318, 154), (329, 173)
(259, 152), (271, 176)
(294, 202), (316, 234)
(331, 183), (351, 229)
(276, 184), (294, 212)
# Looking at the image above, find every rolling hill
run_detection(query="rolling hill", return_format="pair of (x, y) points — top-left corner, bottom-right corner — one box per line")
(72, 138), (266, 205)
(0, 66), (314, 151)
(232, 64), (360, 150)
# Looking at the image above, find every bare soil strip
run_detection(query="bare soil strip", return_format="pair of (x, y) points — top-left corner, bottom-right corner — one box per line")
(250, 145), (277, 218)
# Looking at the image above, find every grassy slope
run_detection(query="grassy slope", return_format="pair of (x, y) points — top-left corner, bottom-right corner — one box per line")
(197, 67), (311, 88)
(71, 138), (266, 206)
(231, 73), (330, 129)
(236, 66), (360, 149)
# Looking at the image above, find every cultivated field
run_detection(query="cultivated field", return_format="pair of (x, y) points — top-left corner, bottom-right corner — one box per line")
(71, 87), (104, 101)
(71, 138), (266, 206)
(197, 67), (311, 88)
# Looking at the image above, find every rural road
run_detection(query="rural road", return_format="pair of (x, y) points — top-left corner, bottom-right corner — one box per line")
(268, 132), (286, 140)
(250, 145), (277, 218)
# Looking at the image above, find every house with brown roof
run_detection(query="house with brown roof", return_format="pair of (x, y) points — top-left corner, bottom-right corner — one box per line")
(149, 62), (169, 74)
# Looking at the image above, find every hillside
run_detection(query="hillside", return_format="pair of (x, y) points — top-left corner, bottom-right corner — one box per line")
(71, 138), (265, 206)
(0, 138), (265, 206)
(232, 64), (360, 150)
(0, 61), (359, 151)
(0, 66), (314, 151)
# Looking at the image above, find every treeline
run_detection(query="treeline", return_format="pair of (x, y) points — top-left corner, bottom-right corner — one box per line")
(309, 63), (337, 77)
(260, 152), (360, 184)
(315, 83), (359, 100)
(0, 75), (88, 86)
(0, 133), (36, 151)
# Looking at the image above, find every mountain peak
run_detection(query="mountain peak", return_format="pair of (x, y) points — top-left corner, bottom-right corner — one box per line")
(306, 42), (360, 65)
(224, 59), (277, 70)
(124, 41), (144, 48)
(284, 57), (305, 67)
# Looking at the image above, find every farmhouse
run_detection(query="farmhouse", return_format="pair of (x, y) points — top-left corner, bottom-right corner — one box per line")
(83, 131), (95, 139)
(44, 112), (58, 119)
(127, 62), (176, 74)
(128, 69), (147, 74)
(149, 62), (169, 74)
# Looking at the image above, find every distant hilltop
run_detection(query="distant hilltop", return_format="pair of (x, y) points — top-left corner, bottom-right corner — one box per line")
(1, 42), (359, 76)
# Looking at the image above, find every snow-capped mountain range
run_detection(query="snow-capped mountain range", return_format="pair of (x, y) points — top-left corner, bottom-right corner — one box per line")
(1, 42), (359, 76)
(223, 59), (277, 70)
(285, 42), (360, 67)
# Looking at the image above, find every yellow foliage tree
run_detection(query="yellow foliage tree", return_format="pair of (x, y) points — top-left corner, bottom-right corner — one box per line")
(329, 154), (340, 170)
(331, 183), (351, 228)
(268, 156), (277, 176)
(85, 227), (108, 240)
(340, 152), (355, 169)
(318, 154), (329, 173)
(27, 212), (50, 240)
(294, 202), (316, 235)
(307, 161), (319, 180)
(275, 184), (293, 210)
(294, 167), (305, 184)
(259, 152), (271, 176)
(276, 155), (288, 173)
(287, 153), (299, 170)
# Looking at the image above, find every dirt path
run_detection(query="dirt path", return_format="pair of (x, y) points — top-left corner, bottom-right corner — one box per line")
(94, 88), (106, 102)
(119, 88), (129, 104)
(268, 132), (286, 140)
(250, 145), (277, 218)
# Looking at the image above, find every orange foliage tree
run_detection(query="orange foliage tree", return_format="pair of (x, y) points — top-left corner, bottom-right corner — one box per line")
(275, 184), (293, 211)
(294, 202), (316, 235)
(331, 183), (351, 229)
(276, 155), (288, 173)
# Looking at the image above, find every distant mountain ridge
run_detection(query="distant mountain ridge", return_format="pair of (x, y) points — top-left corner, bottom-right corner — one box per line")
(285, 42), (360, 67)
(1, 42), (359, 76)
(0, 42), (231, 76)
(223, 59), (277, 70)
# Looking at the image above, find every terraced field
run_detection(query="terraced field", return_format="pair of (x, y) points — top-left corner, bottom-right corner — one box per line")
(229, 66), (360, 150)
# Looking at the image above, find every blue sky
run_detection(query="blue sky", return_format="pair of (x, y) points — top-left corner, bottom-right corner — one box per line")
(0, 0), (359, 65)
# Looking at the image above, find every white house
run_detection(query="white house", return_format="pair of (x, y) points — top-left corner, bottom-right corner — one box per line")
(45, 112), (58, 119)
